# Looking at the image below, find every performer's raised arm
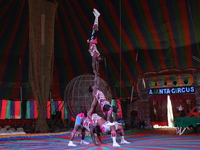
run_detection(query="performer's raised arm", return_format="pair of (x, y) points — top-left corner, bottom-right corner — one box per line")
(87, 94), (97, 119)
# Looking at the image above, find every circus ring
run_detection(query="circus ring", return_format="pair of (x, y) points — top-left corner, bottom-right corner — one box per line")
(1, 129), (200, 149)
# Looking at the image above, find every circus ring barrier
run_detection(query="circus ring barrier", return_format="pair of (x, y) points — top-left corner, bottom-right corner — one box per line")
(0, 131), (70, 141)
(174, 117), (200, 135)
(175, 107), (200, 135)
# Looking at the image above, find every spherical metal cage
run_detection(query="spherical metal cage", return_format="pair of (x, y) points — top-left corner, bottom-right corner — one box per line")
(64, 74), (112, 118)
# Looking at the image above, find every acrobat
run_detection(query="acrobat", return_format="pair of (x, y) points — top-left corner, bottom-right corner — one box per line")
(82, 117), (104, 146)
(68, 112), (90, 146)
(68, 111), (105, 146)
(88, 71), (121, 122)
(68, 111), (104, 146)
(88, 8), (103, 75)
(85, 112), (130, 147)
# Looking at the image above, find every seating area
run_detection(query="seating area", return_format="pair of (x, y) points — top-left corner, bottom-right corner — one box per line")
(0, 119), (36, 135)
(0, 118), (74, 135)
(0, 126), (26, 135)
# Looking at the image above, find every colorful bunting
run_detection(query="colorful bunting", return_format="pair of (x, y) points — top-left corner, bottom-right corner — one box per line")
(0, 99), (68, 119)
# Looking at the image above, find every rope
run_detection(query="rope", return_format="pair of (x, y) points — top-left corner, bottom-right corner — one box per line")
(119, 0), (122, 97)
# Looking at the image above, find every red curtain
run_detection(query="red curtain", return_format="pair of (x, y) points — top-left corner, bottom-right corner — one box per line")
(149, 95), (168, 126)
(170, 94), (195, 116)
(149, 94), (196, 126)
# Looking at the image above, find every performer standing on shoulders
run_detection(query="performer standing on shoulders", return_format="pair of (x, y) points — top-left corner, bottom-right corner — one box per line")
(88, 73), (121, 122)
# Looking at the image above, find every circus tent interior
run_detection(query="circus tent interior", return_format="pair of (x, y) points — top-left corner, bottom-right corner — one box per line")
(1, 0), (200, 132)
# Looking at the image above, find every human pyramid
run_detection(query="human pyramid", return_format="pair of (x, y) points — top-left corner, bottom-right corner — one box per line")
(68, 9), (130, 147)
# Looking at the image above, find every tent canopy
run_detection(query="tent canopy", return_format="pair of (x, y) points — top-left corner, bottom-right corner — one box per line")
(1, 0), (200, 100)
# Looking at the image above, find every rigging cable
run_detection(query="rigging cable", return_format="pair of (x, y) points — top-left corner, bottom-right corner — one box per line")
(119, 0), (122, 97)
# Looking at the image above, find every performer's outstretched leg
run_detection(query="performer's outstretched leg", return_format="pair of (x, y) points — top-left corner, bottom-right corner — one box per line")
(88, 8), (100, 45)
(110, 126), (120, 147)
(117, 128), (130, 144)
(68, 127), (78, 146)
(80, 127), (89, 144)
(68, 112), (88, 146)
(93, 8), (100, 25)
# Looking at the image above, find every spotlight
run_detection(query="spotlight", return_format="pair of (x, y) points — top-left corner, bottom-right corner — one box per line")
(184, 79), (188, 84)
(164, 81), (167, 86)
(173, 81), (177, 85)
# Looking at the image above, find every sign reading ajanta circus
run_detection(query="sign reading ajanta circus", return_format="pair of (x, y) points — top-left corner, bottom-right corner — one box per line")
(148, 86), (195, 95)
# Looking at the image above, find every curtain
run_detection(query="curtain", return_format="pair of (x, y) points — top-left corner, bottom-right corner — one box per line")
(149, 94), (196, 126)
(167, 95), (174, 127)
(28, 0), (58, 132)
(111, 99), (123, 118)
(149, 95), (168, 126)
(170, 94), (196, 116)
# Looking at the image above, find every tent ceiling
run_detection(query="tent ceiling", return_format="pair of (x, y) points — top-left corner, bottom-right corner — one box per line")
(1, 0), (200, 99)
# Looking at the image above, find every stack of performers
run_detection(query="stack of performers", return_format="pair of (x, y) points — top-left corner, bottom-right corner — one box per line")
(68, 8), (130, 147)
(68, 111), (130, 147)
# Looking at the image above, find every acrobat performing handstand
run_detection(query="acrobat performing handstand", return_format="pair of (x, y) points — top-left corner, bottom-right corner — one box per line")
(88, 8), (103, 76)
